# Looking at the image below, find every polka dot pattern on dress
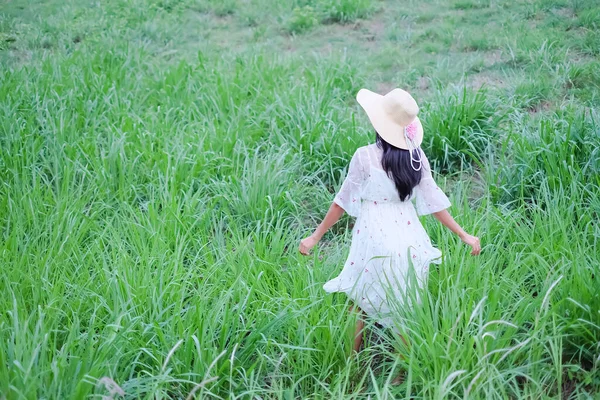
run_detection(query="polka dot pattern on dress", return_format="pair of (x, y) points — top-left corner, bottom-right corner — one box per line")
(324, 143), (451, 328)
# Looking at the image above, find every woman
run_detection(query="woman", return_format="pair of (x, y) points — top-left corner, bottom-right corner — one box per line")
(299, 88), (481, 353)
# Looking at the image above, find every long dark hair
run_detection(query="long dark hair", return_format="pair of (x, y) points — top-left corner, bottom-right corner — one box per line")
(375, 132), (422, 201)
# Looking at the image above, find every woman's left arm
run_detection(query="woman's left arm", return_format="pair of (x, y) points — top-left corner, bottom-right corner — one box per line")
(299, 202), (345, 255)
(300, 148), (366, 256)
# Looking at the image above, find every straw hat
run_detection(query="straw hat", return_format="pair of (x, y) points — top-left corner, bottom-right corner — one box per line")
(356, 88), (423, 150)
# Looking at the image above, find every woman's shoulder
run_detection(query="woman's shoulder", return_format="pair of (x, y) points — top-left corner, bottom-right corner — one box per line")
(348, 144), (380, 172)
(349, 144), (369, 161)
(354, 143), (379, 157)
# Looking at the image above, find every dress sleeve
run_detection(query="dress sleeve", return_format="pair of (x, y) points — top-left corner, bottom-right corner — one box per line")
(334, 148), (367, 218)
(413, 150), (451, 216)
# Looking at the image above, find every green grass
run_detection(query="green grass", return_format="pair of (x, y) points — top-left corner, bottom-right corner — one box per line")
(1, 0), (600, 398)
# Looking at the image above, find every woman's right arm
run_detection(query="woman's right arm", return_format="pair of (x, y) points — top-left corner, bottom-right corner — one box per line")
(412, 150), (480, 255)
(432, 209), (481, 255)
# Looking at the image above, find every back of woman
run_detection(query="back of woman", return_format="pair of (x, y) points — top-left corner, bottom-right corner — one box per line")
(298, 87), (481, 366)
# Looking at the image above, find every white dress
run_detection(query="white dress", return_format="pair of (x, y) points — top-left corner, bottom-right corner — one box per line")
(323, 143), (451, 328)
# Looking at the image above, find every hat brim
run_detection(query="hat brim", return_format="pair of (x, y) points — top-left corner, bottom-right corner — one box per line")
(356, 89), (424, 150)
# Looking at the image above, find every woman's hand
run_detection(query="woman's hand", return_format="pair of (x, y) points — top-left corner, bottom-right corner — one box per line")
(299, 235), (319, 256)
(431, 211), (481, 256)
(460, 233), (481, 255)
(299, 203), (345, 256)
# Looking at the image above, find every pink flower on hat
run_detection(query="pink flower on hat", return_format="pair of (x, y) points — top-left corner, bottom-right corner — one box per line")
(405, 121), (417, 140)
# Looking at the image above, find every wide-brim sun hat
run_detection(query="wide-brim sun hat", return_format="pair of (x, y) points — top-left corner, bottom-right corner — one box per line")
(356, 88), (424, 150)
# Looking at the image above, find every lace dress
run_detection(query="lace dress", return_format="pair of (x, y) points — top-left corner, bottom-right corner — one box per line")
(323, 144), (451, 327)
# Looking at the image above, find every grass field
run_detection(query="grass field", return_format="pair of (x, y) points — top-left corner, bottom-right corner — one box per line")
(1, 0), (600, 398)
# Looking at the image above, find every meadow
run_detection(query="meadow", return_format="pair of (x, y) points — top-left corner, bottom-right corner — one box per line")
(0, 0), (599, 398)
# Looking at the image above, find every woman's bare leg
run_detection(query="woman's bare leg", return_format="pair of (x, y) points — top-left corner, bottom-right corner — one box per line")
(398, 334), (408, 353)
(349, 305), (365, 353)
(391, 333), (409, 385)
